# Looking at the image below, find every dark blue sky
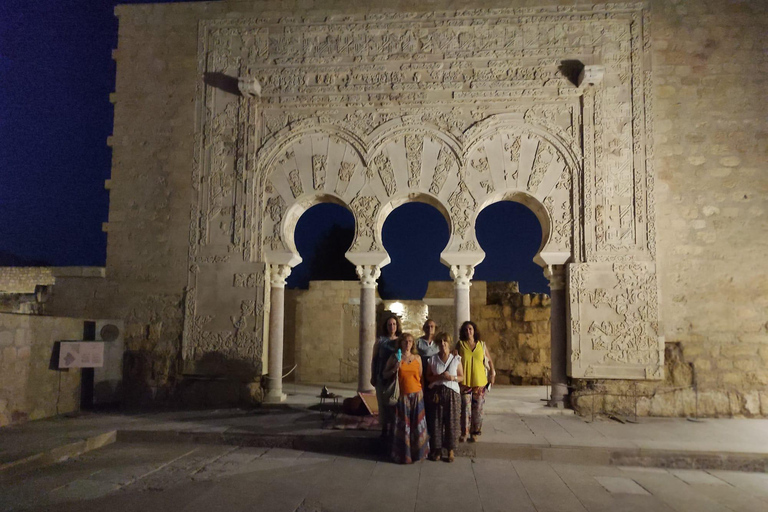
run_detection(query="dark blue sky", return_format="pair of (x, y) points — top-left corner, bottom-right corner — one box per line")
(0, 0), (547, 296)
(288, 202), (548, 298)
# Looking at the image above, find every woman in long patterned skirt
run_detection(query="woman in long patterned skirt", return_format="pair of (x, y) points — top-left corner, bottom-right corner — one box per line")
(383, 333), (430, 464)
(457, 321), (495, 443)
(425, 332), (464, 462)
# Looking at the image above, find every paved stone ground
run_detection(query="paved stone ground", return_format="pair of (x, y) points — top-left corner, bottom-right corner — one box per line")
(3, 385), (768, 475)
(2, 442), (768, 512)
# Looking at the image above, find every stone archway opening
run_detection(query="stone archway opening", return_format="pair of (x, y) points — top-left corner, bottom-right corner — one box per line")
(286, 202), (356, 290)
(378, 200), (451, 336)
(474, 200), (552, 386)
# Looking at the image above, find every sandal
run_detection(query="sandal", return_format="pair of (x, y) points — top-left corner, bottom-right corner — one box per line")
(428, 450), (441, 461)
(459, 435), (467, 443)
(445, 450), (455, 463)
(469, 434), (478, 443)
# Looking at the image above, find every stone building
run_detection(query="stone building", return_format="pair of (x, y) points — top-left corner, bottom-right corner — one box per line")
(36, 0), (767, 417)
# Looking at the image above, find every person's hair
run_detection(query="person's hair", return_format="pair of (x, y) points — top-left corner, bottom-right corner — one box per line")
(422, 318), (437, 335)
(397, 332), (416, 353)
(380, 314), (403, 337)
(459, 321), (481, 342)
(434, 331), (452, 345)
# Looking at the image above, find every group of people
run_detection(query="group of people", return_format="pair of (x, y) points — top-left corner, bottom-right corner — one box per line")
(370, 315), (496, 464)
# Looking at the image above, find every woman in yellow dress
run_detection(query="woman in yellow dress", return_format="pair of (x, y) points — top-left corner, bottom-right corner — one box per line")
(456, 321), (495, 442)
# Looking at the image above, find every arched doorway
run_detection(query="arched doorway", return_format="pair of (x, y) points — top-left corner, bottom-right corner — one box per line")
(475, 201), (551, 386)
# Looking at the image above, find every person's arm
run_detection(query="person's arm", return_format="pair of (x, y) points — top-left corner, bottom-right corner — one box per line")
(416, 357), (423, 386)
(370, 340), (379, 387)
(426, 360), (439, 383)
(383, 354), (399, 379)
(484, 343), (496, 385)
(455, 359), (464, 384)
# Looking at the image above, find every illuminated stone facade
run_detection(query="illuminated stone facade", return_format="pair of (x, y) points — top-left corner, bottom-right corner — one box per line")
(46, 0), (767, 415)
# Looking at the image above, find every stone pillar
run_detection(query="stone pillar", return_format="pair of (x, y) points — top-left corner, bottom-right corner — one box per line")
(545, 264), (568, 408)
(450, 264), (475, 342)
(265, 263), (291, 403)
(356, 264), (380, 394)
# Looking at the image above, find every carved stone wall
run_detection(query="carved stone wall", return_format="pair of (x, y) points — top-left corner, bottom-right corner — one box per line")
(187, 2), (659, 382)
(104, 0), (767, 413)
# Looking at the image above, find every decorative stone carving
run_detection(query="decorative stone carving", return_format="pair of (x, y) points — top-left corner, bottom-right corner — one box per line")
(269, 264), (291, 288)
(568, 262), (662, 380)
(349, 194), (381, 251)
(356, 265), (381, 288)
(429, 147), (453, 195)
(372, 152), (396, 196)
(450, 264), (475, 289)
(404, 134), (423, 188)
(183, 5), (657, 384)
(311, 154), (326, 190)
(448, 181), (476, 239)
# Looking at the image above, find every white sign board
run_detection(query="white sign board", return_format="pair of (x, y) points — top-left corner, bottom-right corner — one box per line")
(59, 342), (104, 368)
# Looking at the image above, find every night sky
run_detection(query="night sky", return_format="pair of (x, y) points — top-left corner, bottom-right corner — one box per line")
(1, 0), (548, 297)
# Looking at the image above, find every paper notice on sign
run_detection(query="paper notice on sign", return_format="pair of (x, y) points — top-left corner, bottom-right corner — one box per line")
(59, 342), (104, 368)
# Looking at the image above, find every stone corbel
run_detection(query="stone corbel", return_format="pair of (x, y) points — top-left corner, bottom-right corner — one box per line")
(238, 77), (262, 98)
(578, 65), (605, 87)
(355, 264), (381, 289)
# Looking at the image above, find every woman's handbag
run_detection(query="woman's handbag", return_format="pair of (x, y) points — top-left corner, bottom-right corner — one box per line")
(384, 371), (400, 406)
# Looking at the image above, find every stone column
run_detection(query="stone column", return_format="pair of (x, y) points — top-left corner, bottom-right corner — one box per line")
(265, 263), (291, 403)
(356, 264), (380, 394)
(450, 264), (475, 342)
(545, 264), (568, 408)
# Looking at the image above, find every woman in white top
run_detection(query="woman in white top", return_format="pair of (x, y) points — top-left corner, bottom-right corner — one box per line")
(425, 332), (464, 462)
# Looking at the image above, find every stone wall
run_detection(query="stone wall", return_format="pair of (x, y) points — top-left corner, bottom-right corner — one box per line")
(0, 314), (83, 427)
(93, 0), (768, 414)
(479, 283), (552, 385)
(290, 281), (361, 384)
(571, 0), (768, 418)
(0, 267), (55, 293)
(287, 280), (551, 384)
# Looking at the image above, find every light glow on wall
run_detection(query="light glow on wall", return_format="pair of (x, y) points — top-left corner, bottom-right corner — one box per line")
(389, 301), (405, 316)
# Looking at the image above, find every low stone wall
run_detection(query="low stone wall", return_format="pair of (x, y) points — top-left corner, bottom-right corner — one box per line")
(287, 280), (552, 386)
(477, 283), (552, 385)
(0, 267), (55, 294)
(571, 343), (768, 418)
(291, 281), (361, 384)
(0, 313), (84, 427)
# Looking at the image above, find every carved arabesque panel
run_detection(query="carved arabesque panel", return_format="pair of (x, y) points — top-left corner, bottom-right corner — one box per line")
(568, 262), (662, 380)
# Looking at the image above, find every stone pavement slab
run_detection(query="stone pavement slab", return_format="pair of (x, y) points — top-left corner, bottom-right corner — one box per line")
(1, 384), (768, 476)
(3, 444), (768, 512)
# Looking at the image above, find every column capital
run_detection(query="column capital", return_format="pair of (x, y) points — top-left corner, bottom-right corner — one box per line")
(544, 264), (566, 291)
(450, 264), (475, 290)
(269, 263), (292, 288)
(356, 264), (381, 288)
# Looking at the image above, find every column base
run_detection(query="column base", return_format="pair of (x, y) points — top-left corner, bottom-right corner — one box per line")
(358, 386), (375, 394)
(548, 383), (569, 409)
(263, 390), (287, 403)
(546, 399), (567, 409)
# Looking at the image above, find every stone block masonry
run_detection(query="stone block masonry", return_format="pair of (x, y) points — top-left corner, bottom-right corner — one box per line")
(65, 0), (767, 414)
(0, 314), (84, 427)
(0, 267), (55, 293)
(286, 280), (551, 385)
